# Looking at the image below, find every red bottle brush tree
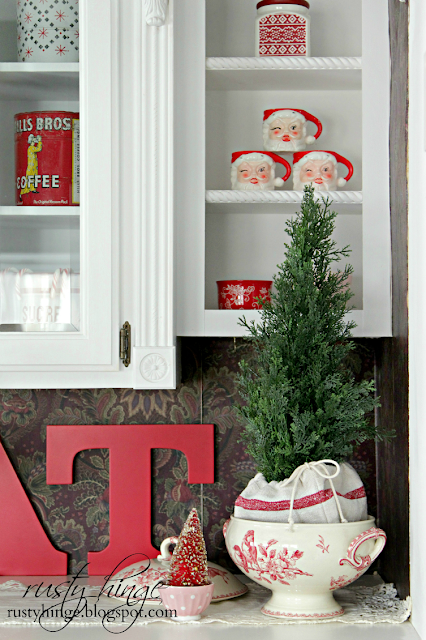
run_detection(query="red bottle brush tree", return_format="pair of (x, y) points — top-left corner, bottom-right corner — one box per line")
(166, 508), (209, 587)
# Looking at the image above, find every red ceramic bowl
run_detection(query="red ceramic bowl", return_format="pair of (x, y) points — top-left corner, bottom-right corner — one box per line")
(217, 280), (272, 310)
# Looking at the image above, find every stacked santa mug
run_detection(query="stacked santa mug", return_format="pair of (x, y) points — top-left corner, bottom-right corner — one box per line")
(17, 0), (79, 62)
(231, 109), (354, 193)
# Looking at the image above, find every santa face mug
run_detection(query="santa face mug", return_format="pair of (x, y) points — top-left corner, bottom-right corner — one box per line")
(263, 109), (323, 153)
(231, 151), (292, 191)
(292, 151), (354, 191)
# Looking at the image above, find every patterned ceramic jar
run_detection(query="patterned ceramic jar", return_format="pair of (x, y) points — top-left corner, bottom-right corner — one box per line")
(17, 0), (79, 62)
(17, 1), (79, 30)
(217, 280), (272, 310)
(18, 26), (79, 62)
(256, 0), (311, 57)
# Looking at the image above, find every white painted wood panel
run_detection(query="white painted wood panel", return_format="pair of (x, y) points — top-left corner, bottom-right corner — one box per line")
(408, 0), (426, 637)
(359, 0), (391, 337)
(175, 0), (206, 337)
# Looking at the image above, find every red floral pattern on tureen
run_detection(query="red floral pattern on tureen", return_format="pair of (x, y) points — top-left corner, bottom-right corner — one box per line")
(316, 535), (330, 554)
(339, 527), (386, 571)
(232, 530), (312, 585)
(208, 566), (231, 584)
(330, 527), (387, 591)
(118, 565), (167, 589)
(330, 574), (357, 591)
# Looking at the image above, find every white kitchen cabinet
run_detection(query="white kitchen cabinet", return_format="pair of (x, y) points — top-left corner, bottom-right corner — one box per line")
(175, 0), (391, 339)
(0, 0), (176, 389)
(0, 0), (393, 387)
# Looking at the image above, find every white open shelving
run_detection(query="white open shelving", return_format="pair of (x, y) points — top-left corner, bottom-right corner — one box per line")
(175, 0), (391, 339)
(206, 56), (362, 91)
(0, 62), (79, 100)
(206, 190), (363, 205)
(0, 62), (79, 72)
(0, 2), (82, 345)
(0, 19), (80, 210)
(0, 206), (79, 216)
(204, 309), (364, 338)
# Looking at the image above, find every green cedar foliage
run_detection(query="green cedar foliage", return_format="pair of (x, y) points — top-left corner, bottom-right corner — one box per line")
(237, 186), (388, 483)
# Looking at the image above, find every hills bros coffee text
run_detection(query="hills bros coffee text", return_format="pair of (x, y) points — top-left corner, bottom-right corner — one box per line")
(15, 111), (80, 206)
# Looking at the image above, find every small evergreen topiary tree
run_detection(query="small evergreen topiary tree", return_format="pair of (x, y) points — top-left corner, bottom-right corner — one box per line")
(237, 186), (390, 483)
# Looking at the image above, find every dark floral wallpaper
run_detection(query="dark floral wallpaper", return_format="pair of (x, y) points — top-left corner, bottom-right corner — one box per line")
(0, 338), (377, 575)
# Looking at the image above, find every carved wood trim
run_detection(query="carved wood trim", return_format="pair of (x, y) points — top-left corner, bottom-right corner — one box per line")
(145, 0), (169, 26)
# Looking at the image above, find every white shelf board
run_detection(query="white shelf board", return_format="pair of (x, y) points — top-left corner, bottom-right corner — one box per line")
(206, 203), (362, 215)
(0, 63), (79, 100)
(0, 62), (79, 73)
(206, 57), (362, 91)
(204, 309), (365, 337)
(206, 191), (363, 205)
(0, 206), (79, 216)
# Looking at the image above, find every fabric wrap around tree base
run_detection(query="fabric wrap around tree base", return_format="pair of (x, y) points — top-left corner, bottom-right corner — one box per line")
(234, 461), (368, 524)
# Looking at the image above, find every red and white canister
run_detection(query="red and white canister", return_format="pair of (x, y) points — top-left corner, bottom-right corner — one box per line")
(217, 280), (272, 310)
(15, 111), (80, 206)
(256, 0), (311, 57)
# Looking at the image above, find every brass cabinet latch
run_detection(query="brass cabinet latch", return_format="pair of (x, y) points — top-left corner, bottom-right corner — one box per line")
(120, 322), (131, 367)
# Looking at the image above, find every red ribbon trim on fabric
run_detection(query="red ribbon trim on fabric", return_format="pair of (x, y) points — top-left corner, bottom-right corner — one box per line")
(235, 486), (366, 512)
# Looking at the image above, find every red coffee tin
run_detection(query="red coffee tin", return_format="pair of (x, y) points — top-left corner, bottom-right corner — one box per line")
(15, 111), (80, 206)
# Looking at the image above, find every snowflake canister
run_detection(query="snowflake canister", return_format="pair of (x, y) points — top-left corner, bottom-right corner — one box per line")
(17, 0), (79, 63)
(256, 0), (311, 57)
(263, 109), (323, 153)
(231, 151), (291, 190)
(292, 150), (354, 192)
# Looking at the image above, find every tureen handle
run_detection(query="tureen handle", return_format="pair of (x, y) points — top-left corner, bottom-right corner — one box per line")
(223, 519), (230, 539)
(339, 527), (387, 571)
(157, 536), (179, 562)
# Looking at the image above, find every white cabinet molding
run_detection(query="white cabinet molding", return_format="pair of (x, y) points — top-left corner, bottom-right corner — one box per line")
(133, 347), (176, 389)
(145, 0), (169, 26)
(134, 0), (175, 388)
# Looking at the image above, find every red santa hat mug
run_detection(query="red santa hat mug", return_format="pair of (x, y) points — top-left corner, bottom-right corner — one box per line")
(231, 150), (292, 187)
(263, 109), (323, 145)
(293, 150), (354, 187)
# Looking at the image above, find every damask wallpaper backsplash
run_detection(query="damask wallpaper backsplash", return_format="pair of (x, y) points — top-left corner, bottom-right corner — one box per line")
(0, 338), (377, 575)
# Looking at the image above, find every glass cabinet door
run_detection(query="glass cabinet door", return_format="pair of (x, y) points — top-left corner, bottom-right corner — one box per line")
(0, 0), (116, 369)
